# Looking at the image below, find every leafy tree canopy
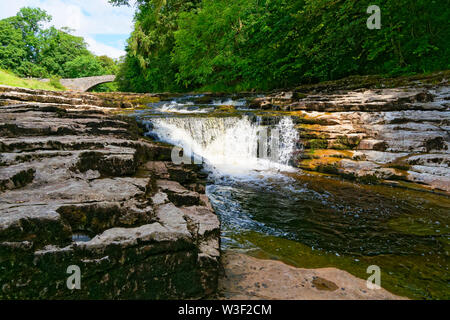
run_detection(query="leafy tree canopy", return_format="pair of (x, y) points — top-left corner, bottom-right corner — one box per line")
(111, 0), (449, 92)
(0, 7), (120, 80)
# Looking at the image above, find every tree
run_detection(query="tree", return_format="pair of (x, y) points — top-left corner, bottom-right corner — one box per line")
(112, 0), (450, 92)
(111, 0), (201, 92)
(97, 55), (119, 74)
(38, 27), (92, 76)
(0, 19), (27, 72)
(0, 7), (119, 79)
(11, 7), (51, 64)
(63, 55), (105, 78)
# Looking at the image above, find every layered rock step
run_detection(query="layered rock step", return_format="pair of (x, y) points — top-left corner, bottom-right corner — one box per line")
(0, 99), (220, 299)
(250, 74), (449, 193)
(0, 85), (161, 109)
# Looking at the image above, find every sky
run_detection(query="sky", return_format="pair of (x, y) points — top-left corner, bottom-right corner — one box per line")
(0, 0), (136, 59)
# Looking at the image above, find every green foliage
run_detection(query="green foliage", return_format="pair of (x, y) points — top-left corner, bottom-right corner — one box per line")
(113, 0), (200, 92)
(0, 7), (118, 83)
(13, 7), (51, 65)
(49, 76), (66, 90)
(89, 82), (120, 93)
(63, 55), (105, 78)
(38, 27), (92, 77)
(309, 139), (328, 150)
(97, 55), (120, 75)
(0, 20), (27, 72)
(112, 0), (449, 92)
(172, 0), (252, 89)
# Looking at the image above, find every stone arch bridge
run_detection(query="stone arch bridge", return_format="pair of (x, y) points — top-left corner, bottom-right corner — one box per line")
(40, 75), (116, 92)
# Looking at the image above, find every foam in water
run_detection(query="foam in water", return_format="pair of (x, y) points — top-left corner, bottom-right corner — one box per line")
(211, 99), (247, 107)
(148, 116), (299, 177)
(159, 101), (214, 114)
(156, 97), (246, 114)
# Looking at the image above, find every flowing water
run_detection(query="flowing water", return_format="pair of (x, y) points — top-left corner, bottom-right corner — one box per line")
(134, 95), (450, 300)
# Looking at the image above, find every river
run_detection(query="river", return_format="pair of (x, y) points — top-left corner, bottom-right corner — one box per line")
(134, 94), (449, 300)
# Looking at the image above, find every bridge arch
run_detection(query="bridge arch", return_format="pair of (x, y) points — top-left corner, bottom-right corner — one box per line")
(59, 75), (116, 92)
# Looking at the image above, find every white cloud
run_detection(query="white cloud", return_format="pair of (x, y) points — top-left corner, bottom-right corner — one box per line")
(85, 36), (126, 58)
(0, 0), (135, 58)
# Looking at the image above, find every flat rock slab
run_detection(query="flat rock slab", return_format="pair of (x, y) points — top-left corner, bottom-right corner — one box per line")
(217, 251), (405, 300)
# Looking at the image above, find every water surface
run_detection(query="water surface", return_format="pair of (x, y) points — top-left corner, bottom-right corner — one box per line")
(135, 95), (450, 299)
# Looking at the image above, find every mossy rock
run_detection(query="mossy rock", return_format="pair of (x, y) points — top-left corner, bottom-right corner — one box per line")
(307, 139), (329, 150)
(332, 136), (361, 150)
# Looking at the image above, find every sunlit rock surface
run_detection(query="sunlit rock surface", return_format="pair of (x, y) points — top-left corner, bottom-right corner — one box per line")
(0, 92), (219, 299)
(248, 74), (449, 192)
(217, 251), (405, 300)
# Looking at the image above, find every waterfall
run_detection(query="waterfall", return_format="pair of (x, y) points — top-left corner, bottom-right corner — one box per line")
(147, 116), (299, 176)
(276, 117), (301, 165)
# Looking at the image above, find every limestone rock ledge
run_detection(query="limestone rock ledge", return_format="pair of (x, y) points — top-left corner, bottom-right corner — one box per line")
(0, 95), (220, 299)
(250, 73), (449, 193)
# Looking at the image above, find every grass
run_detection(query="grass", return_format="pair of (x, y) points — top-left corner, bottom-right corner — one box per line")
(0, 69), (66, 91)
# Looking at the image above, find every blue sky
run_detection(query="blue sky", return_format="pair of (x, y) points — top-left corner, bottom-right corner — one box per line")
(0, 0), (136, 58)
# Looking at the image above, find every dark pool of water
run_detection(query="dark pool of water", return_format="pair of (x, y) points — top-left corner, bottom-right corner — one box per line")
(207, 172), (450, 300)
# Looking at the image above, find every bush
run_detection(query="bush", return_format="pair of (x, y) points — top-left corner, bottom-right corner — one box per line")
(49, 76), (66, 90)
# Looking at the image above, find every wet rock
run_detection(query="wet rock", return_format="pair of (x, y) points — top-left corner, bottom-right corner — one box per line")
(424, 137), (447, 152)
(0, 168), (35, 191)
(286, 87), (448, 112)
(0, 85), (161, 110)
(145, 161), (169, 179)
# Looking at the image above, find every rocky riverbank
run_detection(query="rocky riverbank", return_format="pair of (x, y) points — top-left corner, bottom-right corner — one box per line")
(1, 71), (447, 300)
(0, 85), (162, 109)
(0, 87), (220, 299)
(249, 72), (449, 193)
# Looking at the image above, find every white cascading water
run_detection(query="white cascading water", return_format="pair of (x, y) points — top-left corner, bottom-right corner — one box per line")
(275, 117), (301, 165)
(148, 116), (299, 176)
(157, 98), (246, 114)
(141, 107), (303, 246)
